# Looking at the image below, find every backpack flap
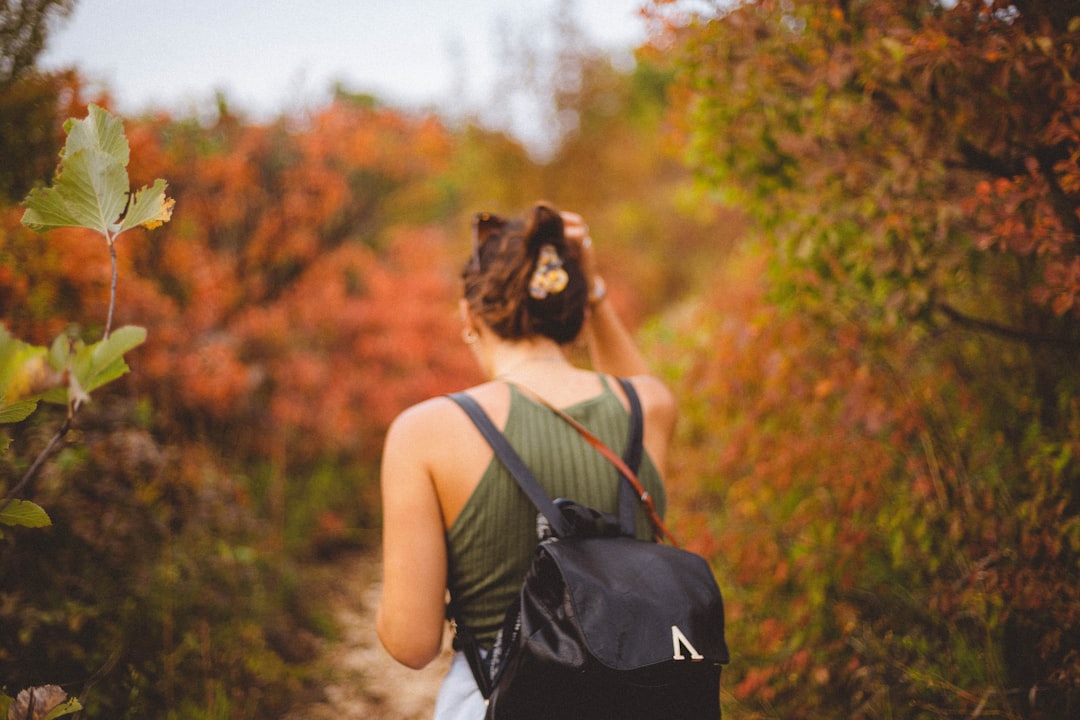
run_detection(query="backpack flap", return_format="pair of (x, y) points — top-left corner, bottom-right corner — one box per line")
(525, 535), (730, 672)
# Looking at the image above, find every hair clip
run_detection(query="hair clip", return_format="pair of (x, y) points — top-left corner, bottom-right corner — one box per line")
(529, 244), (570, 299)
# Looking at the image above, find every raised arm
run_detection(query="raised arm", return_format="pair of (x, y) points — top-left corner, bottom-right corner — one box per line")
(560, 211), (678, 473)
(583, 289), (652, 378)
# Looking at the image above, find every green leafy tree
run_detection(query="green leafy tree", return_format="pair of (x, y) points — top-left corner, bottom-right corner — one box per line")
(653, 0), (1079, 717)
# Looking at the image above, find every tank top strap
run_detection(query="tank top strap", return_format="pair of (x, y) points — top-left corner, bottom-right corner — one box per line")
(596, 373), (614, 395)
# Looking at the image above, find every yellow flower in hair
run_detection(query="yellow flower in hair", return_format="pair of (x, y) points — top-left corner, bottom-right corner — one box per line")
(529, 244), (570, 299)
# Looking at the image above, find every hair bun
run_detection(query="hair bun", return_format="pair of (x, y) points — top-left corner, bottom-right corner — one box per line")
(524, 203), (565, 252)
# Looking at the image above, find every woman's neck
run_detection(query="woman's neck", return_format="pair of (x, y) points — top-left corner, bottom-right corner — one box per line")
(488, 339), (570, 380)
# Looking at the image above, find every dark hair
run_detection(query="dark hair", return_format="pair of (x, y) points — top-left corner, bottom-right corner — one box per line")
(462, 202), (588, 344)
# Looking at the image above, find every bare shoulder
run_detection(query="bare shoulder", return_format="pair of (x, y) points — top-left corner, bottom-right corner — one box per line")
(388, 394), (462, 433)
(384, 397), (440, 443)
(624, 375), (676, 414)
(384, 383), (507, 463)
(385, 394), (470, 455)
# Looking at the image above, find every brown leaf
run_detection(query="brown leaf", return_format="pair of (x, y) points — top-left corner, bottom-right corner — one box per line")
(8, 685), (68, 720)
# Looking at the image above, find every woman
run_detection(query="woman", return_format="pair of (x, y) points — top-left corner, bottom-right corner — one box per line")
(376, 202), (677, 718)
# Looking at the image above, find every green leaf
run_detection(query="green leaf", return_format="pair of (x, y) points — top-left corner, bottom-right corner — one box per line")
(43, 697), (83, 720)
(0, 326), (61, 414)
(0, 400), (38, 424)
(84, 325), (146, 392)
(63, 103), (129, 165)
(21, 104), (130, 237)
(21, 146), (129, 236)
(48, 331), (72, 370)
(37, 326), (146, 406)
(0, 499), (52, 528)
(0, 325), (42, 384)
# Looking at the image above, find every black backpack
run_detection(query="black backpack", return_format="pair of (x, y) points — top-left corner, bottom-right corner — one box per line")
(448, 379), (729, 720)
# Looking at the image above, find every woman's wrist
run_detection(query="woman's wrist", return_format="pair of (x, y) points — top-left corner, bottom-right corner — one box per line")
(589, 276), (607, 306)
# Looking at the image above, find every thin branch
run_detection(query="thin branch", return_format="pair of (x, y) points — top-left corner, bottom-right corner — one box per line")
(105, 232), (118, 340)
(1034, 147), (1080, 246)
(934, 302), (1076, 348)
(0, 416), (71, 516)
(953, 138), (1025, 178)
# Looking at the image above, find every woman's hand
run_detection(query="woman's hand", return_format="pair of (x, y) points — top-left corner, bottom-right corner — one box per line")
(560, 211), (598, 296)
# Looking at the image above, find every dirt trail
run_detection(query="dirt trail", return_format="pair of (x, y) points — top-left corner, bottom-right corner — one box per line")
(285, 550), (453, 720)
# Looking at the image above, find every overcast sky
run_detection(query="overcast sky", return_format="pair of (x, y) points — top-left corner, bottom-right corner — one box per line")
(39, 0), (651, 149)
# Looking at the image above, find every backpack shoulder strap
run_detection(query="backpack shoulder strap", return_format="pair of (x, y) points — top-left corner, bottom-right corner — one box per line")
(446, 391), (572, 539)
(507, 380), (677, 544)
(445, 390), (574, 699)
(617, 377), (644, 536)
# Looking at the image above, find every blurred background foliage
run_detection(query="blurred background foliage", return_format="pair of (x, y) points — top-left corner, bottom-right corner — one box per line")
(1, 0), (1077, 718)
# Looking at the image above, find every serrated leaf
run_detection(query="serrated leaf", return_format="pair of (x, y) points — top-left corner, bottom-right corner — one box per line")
(21, 104), (131, 237)
(119, 179), (174, 232)
(63, 104), (129, 165)
(0, 499), (52, 528)
(19, 182), (87, 232)
(21, 147), (128, 236)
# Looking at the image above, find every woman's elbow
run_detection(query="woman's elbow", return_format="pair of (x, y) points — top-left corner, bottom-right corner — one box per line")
(376, 608), (442, 669)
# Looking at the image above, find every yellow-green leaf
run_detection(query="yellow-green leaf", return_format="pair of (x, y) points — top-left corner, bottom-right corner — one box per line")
(119, 179), (174, 232)
(0, 499), (52, 529)
(43, 696), (83, 720)
(19, 104), (169, 239)
(22, 109), (130, 236)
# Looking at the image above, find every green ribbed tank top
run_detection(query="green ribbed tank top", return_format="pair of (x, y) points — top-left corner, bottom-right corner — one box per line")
(446, 376), (666, 647)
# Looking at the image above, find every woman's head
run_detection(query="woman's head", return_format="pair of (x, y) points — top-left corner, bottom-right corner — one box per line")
(462, 202), (588, 345)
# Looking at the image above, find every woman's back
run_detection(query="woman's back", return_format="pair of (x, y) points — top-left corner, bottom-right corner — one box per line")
(445, 377), (666, 645)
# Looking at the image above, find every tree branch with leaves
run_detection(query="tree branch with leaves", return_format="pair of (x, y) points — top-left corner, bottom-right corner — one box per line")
(0, 103), (172, 718)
